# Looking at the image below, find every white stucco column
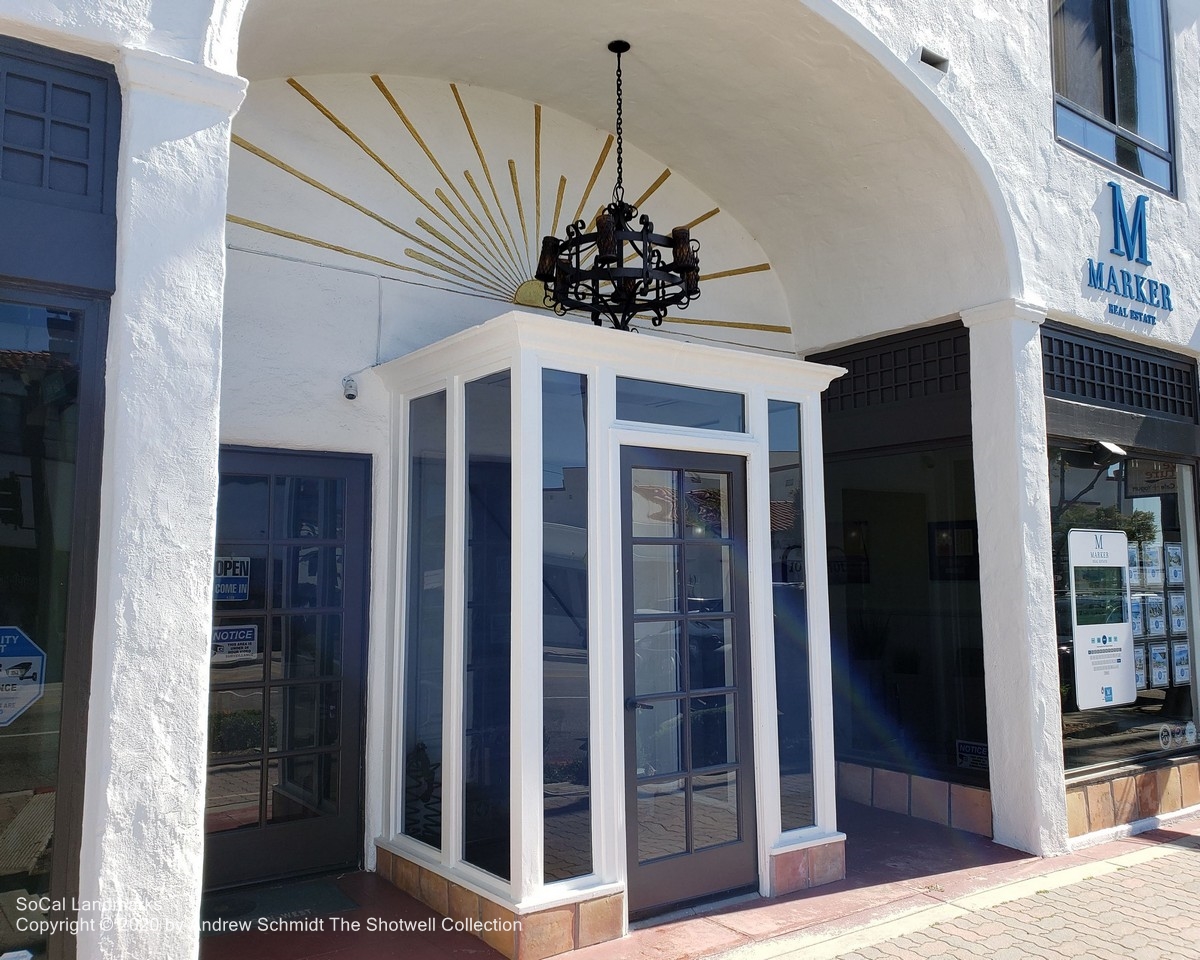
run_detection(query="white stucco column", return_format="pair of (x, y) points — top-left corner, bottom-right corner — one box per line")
(78, 49), (245, 959)
(962, 299), (1068, 857)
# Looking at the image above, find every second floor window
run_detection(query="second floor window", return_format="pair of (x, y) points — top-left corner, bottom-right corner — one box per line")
(1051, 0), (1173, 191)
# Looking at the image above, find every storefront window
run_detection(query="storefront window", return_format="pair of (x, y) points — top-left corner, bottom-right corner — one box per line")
(768, 401), (814, 830)
(826, 445), (987, 784)
(1050, 446), (1199, 770)
(403, 391), (446, 848)
(0, 299), (83, 956)
(542, 370), (592, 881)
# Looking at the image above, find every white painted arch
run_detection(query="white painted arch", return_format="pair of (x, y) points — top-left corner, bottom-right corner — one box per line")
(218, 0), (1021, 353)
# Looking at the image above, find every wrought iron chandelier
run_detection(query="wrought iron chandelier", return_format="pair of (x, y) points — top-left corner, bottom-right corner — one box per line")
(535, 40), (701, 331)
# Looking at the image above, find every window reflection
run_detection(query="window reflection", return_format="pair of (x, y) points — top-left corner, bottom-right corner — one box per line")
(542, 370), (592, 882)
(404, 391), (446, 849)
(769, 400), (815, 829)
(463, 372), (512, 879)
(1050, 448), (1198, 770)
(0, 300), (82, 956)
(826, 444), (986, 786)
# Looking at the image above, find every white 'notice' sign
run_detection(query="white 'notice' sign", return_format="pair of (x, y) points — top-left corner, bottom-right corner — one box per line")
(1068, 529), (1136, 710)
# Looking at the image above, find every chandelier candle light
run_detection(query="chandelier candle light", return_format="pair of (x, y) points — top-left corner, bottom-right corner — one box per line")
(536, 40), (702, 331)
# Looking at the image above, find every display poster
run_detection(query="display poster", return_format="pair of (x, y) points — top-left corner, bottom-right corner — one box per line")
(1067, 529), (1136, 709)
(1128, 543), (1143, 587)
(1145, 592), (1167, 636)
(1166, 542), (1185, 585)
(1143, 543), (1164, 586)
(1173, 641), (1191, 685)
(1131, 597), (1145, 637)
(1169, 591), (1188, 635)
(212, 624), (259, 664)
(1134, 645), (1148, 690)
(1149, 641), (1170, 688)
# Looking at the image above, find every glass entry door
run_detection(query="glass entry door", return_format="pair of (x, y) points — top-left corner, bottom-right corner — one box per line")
(204, 448), (370, 889)
(622, 447), (757, 917)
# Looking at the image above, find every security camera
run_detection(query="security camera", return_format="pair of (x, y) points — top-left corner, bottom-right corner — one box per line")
(342, 377), (358, 401)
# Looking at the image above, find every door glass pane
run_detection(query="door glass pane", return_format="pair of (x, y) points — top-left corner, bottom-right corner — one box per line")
(633, 544), (678, 613)
(273, 476), (345, 539)
(692, 772), (739, 850)
(270, 683), (339, 752)
(636, 699), (683, 777)
(268, 753), (337, 823)
(688, 619), (733, 690)
(636, 779), (687, 863)
(617, 378), (745, 432)
(634, 621), (682, 695)
(208, 689), (264, 758)
(217, 475), (269, 540)
(205, 762), (261, 832)
(273, 545), (343, 609)
(683, 472), (728, 539)
(404, 390), (446, 849)
(684, 543), (731, 613)
(630, 468), (677, 537)
(691, 695), (736, 768)
(273, 614), (342, 679)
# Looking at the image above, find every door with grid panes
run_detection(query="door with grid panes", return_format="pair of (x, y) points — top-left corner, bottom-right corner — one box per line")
(204, 448), (369, 888)
(622, 447), (757, 917)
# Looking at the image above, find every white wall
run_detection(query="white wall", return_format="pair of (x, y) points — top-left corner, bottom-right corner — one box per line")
(828, 0), (1200, 354)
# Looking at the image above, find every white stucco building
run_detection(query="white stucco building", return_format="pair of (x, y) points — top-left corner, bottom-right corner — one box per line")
(2, 1), (1200, 958)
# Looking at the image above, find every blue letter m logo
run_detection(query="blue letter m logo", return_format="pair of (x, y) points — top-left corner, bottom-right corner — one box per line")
(1109, 181), (1151, 265)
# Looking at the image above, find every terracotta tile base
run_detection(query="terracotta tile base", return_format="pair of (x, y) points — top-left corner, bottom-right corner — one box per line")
(375, 845), (626, 959)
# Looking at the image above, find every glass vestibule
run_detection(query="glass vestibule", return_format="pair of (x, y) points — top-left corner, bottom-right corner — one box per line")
(1049, 445), (1200, 771)
(382, 312), (841, 913)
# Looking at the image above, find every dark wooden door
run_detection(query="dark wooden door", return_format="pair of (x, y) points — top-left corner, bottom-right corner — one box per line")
(204, 448), (370, 889)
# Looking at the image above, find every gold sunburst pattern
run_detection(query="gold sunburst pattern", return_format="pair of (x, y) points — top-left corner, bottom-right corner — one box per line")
(226, 75), (794, 353)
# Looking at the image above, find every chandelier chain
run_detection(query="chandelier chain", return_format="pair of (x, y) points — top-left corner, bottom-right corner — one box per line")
(613, 48), (624, 205)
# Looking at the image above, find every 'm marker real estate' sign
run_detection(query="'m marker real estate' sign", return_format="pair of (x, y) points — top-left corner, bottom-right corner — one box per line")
(1085, 182), (1175, 326)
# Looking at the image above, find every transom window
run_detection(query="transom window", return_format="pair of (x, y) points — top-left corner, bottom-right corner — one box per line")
(1051, 0), (1174, 192)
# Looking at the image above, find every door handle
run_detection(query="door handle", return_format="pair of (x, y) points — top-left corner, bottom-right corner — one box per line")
(624, 698), (652, 712)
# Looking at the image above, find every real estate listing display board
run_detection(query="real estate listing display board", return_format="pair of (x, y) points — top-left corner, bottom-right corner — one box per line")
(1068, 529), (1136, 710)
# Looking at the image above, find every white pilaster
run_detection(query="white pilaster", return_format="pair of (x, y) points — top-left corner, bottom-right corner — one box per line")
(962, 299), (1068, 856)
(78, 48), (245, 960)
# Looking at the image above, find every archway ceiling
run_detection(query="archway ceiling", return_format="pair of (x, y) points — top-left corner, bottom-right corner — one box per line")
(237, 0), (1012, 351)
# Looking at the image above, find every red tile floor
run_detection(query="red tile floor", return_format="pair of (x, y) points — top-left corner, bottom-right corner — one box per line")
(199, 800), (1177, 960)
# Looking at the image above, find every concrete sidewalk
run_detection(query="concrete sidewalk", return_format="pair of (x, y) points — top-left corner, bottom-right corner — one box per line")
(198, 803), (1200, 960)
(572, 806), (1200, 960)
(715, 818), (1200, 960)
